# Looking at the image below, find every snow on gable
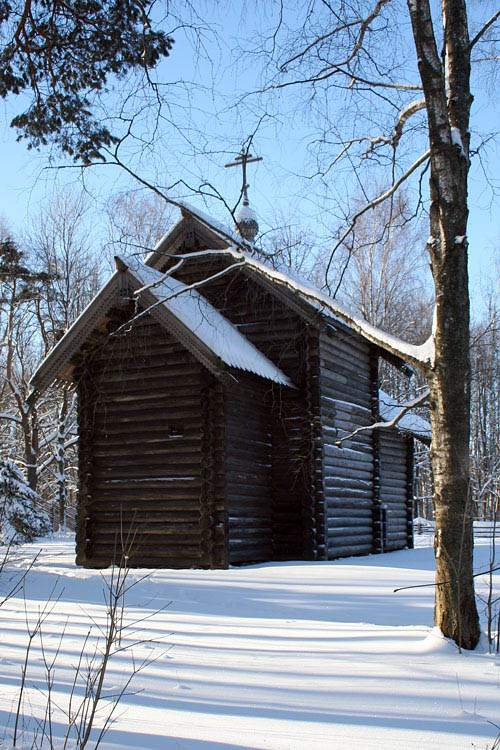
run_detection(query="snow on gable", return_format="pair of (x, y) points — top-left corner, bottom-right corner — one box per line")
(378, 389), (431, 441)
(145, 199), (250, 267)
(145, 202), (434, 369)
(217, 247), (435, 368)
(124, 257), (293, 387)
(177, 200), (248, 248)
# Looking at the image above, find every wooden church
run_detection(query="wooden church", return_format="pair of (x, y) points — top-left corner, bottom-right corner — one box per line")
(30, 197), (430, 569)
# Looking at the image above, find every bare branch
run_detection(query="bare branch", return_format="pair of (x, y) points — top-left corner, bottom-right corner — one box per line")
(469, 10), (500, 49)
(324, 150), (431, 289)
(335, 388), (430, 446)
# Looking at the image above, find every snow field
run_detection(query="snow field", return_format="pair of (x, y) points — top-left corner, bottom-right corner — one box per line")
(0, 536), (498, 749)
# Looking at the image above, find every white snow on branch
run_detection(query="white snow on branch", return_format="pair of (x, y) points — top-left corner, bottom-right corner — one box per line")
(378, 389), (431, 440)
(334, 389), (431, 445)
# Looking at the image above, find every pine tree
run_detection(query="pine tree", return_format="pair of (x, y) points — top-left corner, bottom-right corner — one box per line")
(0, 458), (50, 544)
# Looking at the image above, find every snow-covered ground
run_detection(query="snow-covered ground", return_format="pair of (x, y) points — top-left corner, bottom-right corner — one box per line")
(0, 535), (498, 750)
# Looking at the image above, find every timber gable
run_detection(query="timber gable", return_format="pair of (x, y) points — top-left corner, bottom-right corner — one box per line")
(30, 205), (430, 569)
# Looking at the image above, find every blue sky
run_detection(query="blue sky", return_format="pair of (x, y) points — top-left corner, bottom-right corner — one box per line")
(0, 1), (498, 317)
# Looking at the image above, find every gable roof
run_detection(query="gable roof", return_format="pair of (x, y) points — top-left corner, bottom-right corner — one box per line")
(146, 203), (434, 370)
(146, 200), (246, 269)
(29, 257), (293, 397)
(123, 258), (293, 386)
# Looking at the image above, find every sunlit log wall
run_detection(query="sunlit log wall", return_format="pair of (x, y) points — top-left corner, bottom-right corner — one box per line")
(379, 431), (414, 552)
(318, 324), (413, 558)
(319, 324), (375, 558)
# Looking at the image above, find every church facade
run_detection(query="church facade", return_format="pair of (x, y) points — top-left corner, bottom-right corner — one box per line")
(30, 204), (430, 568)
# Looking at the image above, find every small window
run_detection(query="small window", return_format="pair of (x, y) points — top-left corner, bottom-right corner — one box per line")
(167, 424), (184, 439)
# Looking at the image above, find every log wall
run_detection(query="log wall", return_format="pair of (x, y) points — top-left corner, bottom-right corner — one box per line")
(225, 375), (274, 564)
(72, 239), (415, 569)
(75, 308), (223, 568)
(159, 253), (312, 384)
(319, 325), (375, 559)
(379, 430), (413, 552)
(162, 253), (319, 561)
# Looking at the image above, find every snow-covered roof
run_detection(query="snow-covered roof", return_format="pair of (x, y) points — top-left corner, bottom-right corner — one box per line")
(220, 248), (433, 369)
(378, 389), (431, 441)
(146, 199), (250, 266)
(178, 199), (249, 247)
(147, 203), (434, 370)
(123, 258), (293, 387)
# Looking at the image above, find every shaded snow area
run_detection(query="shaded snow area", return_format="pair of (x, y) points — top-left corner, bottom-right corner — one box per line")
(0, 537), (499, 749)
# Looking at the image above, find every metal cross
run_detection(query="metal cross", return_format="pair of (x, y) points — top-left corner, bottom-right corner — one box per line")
(224, 149), (263, 203)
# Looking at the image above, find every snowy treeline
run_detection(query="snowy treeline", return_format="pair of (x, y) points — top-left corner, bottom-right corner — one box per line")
(0, 195), (102, 537)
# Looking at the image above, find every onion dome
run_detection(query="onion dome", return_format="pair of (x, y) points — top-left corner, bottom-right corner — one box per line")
(236, 198), (259, 243)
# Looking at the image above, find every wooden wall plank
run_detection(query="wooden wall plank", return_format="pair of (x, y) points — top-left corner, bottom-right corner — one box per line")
(319, 328), (374, 559)
(75, 307), (209, 568)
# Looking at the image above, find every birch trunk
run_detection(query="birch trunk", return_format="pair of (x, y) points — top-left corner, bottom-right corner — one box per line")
(408, 0), (480, 648)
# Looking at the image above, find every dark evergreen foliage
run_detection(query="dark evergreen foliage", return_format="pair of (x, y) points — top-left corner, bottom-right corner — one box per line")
(0, 0), (174, 162)
(0, 237), (52, 303)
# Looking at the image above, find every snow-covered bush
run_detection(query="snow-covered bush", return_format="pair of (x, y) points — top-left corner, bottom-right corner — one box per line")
(0, 459), (51, 544)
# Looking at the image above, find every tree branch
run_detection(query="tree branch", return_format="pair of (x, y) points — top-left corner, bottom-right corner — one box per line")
(469, 10), (500, 49)
(324, 149), (431, 289)
(335, 388), (430, 446)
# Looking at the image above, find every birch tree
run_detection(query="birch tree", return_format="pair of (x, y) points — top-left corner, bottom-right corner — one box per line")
(0, 236), (50, 491)
(243, 0), (500, 649)
(26, 193), (101, 526)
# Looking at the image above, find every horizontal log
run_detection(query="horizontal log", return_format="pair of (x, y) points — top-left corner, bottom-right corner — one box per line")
(95, 464), (202, 480)
(324, 443), (373, 462)
(93, 352), (198, 373)
(93, 440), (202, 459)
(328, 544), (371, 558)
(379, 488), (407, 499)
(321, 331), (370, 360)
(325, 507), (372, 518)
(93, 407), (203, 426)
(93, 396), (202, 417)
(90, 506), (202, 519)
(327, 529), (372, 541)
(327, 517), (372, 529)
(93, 377), (204, 399)
(93, 453), (202, 471)
(93, 477), (202, 490)
(326, 498), (373, 510)
(91, 421), (203, 439)
(94, 521), (201, 534)
(91, 489), (203, 503)
(324, 488), (373, 501)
